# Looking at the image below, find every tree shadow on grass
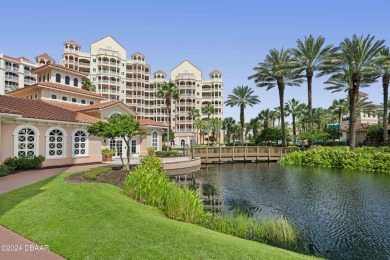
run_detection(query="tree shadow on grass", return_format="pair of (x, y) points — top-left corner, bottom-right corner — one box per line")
(0, 175), (58, 217)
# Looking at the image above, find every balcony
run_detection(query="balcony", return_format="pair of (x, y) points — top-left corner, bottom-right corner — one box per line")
(5, 75), (18, 81)
(5, 66), (19, 72)
(24, 79), (35, 85)
(79, 62), (90, 66)
(24, 70), (32, 76)
(64, 49), (79, 54)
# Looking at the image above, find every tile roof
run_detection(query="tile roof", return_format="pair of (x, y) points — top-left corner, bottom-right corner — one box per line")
(35, 53), (54, 60)
(64, 40), (80, 46)
(139, 119), (167, 127)
(0, 95), (100, 124)
(32, 63), (88, 77)
(210, 69), (222, 75)
(3, 55), (34, 64)
(153, 70), (166, 74)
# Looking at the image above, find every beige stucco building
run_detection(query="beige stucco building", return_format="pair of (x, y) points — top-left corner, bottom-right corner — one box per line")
(62, 36), (223, 146)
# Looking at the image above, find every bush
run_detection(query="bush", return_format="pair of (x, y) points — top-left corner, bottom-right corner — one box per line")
(4, 155), (45, 172)
(0, 164), (10, 177)
(155, 150), (179, 157)
(83, 167), (112, 180)
(280, 146), (390, 173)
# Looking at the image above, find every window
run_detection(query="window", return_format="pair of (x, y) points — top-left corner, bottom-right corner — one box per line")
(43, 75), (46, 82)
(93, 68), (96, 72)
(152, 131), (158, 150)
(90, 101), (94, 105)
(35, 94), (37, 98)
(72, 129), (88, 157)
(93, 59), (96, 62)
(46, 127), (65, 158)
(81, 99), (86, 104)
(56, 73), (61, 83)
(131, 139), (137, 154)
(71, 98), (77, 103)
(93, 78), (96, 81)
(74, 78), (79, 87)
(62, 96), (68, 101)
(65, 76), (70, 85)
(51, 94), (57, 100)
(14, 126), (39, 157)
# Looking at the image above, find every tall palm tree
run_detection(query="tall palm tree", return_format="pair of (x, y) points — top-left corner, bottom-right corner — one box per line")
(376, 48), (390, 145)
(223, 117), (236, 144)
(329, 98), (348, 128)
(312, 107), (331, 130)
(249, 49), (304, 146)
(285, 98), (301, 144)
(202, 103), (215, 146)
(210, 118), (223, 145)
(322, 34), (384, 149)
(156, 81), (180, 150)
(248, 117), (261, 140)
(291, 35), (337, 131)
(188, 108), (200, 145)
(224, 85), (260, 144)
(195, 119), (207, 145)
(297, 103), (308, 133)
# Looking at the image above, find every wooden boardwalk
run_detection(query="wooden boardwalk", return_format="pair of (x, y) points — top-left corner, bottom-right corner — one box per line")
(192, 146), (292, 163)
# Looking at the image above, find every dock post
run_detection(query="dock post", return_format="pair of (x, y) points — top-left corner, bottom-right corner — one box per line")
(206, 147), (209, 163)
(219, 146), (222, 163)
(192, 146), (194, 159)
(232, 146), (234, 162)
(268, 146), (271, 161)
(256, 146), (259, 161)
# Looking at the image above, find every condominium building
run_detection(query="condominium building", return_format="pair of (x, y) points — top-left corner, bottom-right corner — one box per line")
(0, 53), (57, 94)
(62, 36), (223, 146)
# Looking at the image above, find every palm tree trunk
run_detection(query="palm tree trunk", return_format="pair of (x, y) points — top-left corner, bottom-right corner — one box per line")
(167, 105), (171, 150)
(240, 104), (244, 144)
(338, 108), (342, 128)
(278, 84), (287, 147)
(292, 115), (296, 145)
(383, 75), (389, 145)
(349, 85), (359, 150)
(307, 72), (313, 131)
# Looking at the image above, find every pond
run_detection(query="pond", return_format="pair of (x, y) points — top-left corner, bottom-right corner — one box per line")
(193, 163), (390, 260)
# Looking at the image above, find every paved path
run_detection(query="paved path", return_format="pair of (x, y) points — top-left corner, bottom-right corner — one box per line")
(0, 163), (106, 260)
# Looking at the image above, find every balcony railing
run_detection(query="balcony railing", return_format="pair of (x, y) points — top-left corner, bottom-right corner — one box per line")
(5, 75), (18, 81)
(79, 62), (90, 66)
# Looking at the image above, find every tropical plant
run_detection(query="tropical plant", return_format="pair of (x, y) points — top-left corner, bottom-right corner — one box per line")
(202, 103), (215, 146)
(258, 109), (274, 129)
(81, 78), (96, 92)
(224, 85), (260, 144)
(157, 81), (180, 150)
(256, 128), (283, 146)
(189, 108), (200, 145)
(376, 47), (390, 145)
(321, 34), (385, 149)
(248, 117), (261, 140)
(284, 98), (301, 144)
(195, 119), (207, 145)
(291, 35), (337, 131)
(312, 107), (331, 130)
(329, 98), (348, 127)
(88, 114), (145, 169)
(249, 49), (304, 146)
(210, 118), (223, 145)
(222, 117), (236, 144)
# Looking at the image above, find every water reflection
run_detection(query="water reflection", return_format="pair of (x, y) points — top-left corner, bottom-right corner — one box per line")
(194, 163), (390, 260)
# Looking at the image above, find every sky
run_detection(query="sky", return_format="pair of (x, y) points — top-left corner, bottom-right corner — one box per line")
(1, 0), (389, 122)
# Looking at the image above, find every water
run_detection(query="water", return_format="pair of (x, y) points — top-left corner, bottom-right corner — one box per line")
(194, 163), (390, 260)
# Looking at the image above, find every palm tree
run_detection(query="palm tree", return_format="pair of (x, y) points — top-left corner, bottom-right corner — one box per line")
(188, 108), (200, 145)
(249, 49), (304, 146)
(285, 98), (301, 144)
(248, 117), (261, 140)
(224, 85), (260, 144)
(210, 118), (223, 145)
(312, 107), (331, 130)
(156, 81), (180, 150)
(291, 35), (337, 131)
(296, 103), (308, 133)
(329, 98), (348, 128)
(258, 109), (274, 129)
(223, 117), (236, 144)
(202, 103), (215, 146)
(322, 34), (384, 149)
(195, 119), (207, 145)
(81, 78), (96, 92)
(376, 48), (390, 145)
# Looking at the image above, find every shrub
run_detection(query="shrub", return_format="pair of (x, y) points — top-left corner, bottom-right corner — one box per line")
(101, 148), (116, 156)
(4, 155), (45, 172)
(155, 150), (179, 157)
(0, 164), (10, 177)
(83, 167), (112, 180)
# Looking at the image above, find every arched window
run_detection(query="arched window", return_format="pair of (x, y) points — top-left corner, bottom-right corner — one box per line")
(43, 75), (46, 82)
(181, 139), (185, 146)
(46, 127), (66, 158)
(14, 125), (39, 157)
(74, 78), (78, 87)
(152, 131), (158, 150)
(72, 129), (88, 157)
(56, 73), (61, 83)
(65, 76), (70, 85)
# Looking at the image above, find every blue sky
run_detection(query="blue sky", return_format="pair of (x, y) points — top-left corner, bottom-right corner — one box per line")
(1, 0), (389, 121)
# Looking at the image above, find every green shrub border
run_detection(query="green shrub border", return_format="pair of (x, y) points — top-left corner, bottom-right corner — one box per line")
(83, 167), (112, 180)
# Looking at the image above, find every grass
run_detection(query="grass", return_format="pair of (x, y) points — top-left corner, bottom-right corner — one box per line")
(83, 166), (112, 180)
(0, 172), (317, 259)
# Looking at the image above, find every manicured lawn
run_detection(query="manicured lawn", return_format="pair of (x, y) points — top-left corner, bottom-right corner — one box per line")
(0, 172), (316, 259)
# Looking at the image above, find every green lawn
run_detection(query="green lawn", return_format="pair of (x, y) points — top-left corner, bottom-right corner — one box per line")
(0, 172), (316, 259)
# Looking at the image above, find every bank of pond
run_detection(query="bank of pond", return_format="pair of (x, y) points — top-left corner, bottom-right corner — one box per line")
(280, 146), (390, 173)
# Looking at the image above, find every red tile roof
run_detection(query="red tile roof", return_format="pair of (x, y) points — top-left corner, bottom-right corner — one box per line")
(139, 119), (167, 127)
(210, 69), (222, 75)
(32, 63), (88, 77)
(3, 55), (34, 64)
(35, 53), (54, 60)
(153, 70), (166, 74)
(0, 95), (100, 124)
(38, 82), (105, 98)
(64, 40), (80, 46)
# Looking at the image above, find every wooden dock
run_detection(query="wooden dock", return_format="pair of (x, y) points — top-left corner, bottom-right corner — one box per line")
(192, 146), (292, 163)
